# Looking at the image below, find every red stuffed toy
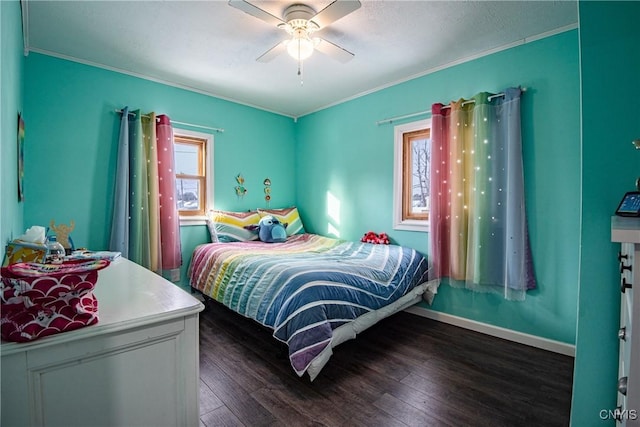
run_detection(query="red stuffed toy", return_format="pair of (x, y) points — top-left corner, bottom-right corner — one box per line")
(377, 232), (390, 244)
(361, 231), (390, 245)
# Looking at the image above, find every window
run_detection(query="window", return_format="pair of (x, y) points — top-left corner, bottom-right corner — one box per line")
(173, 129), (213, 223)
(393, 119), (431, 232)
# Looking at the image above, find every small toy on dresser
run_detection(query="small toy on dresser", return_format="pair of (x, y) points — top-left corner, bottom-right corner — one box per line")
(49, 220), (75, 253)
(361, 231), (390, 245)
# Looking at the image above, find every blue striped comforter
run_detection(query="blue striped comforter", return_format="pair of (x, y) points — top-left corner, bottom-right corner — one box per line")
(189, 234), (430, 377)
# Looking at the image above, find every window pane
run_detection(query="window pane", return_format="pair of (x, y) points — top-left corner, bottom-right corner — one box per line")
(394, 119), (430, 231)
(174, 143), (199, 175)
(176, 178), (200, 211)
(411, 137), (430, 215)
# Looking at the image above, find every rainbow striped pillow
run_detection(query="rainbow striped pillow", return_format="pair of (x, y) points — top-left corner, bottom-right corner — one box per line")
(208, 210), (261, 242)
(257, 207), (306, 236)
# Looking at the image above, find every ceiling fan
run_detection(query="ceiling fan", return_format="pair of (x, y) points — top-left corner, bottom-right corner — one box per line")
(228, 0), (361, 68)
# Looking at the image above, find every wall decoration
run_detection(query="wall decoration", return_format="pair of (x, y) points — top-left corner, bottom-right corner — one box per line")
(235, 173), (247, 198)
(17, 113), (25, 201)
(263, 178), (271, 207)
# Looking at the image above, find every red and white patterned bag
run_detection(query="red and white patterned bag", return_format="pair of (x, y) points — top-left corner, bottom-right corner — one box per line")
(0, 260), (110, 342)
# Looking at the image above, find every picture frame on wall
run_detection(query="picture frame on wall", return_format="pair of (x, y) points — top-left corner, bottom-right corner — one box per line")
(17, 113), (24, 202)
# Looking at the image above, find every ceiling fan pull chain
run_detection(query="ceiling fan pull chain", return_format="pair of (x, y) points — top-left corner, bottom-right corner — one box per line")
(298, 59), (304, 86)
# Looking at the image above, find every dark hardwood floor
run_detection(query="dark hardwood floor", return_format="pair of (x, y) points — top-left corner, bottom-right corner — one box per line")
(198, 300), (574, 427)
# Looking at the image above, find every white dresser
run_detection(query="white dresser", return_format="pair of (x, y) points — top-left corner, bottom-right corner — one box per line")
(1, 258), (205, 427)
(612, 216), (640, 426)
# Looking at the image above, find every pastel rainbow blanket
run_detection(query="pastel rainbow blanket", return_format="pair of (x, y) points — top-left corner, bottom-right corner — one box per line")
(189, 234), (430, 378)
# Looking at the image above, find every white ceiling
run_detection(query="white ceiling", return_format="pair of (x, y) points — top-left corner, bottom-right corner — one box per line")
(22, 0), (578, 118)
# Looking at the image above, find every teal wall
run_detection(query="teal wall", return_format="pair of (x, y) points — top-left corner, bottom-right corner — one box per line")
(0, 0), (25, 245)
(22, 53), (296, 281)
(571, 2), (640, 425)
(9, 2), (639, 421)
(296, 30), (581, 345)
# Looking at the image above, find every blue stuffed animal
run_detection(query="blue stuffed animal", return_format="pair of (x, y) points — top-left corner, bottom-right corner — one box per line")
(246, 215), (288, 243)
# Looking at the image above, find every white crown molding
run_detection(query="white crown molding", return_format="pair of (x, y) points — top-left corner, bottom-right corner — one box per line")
(297, 23), (579, 118)
(22, 22), (577, 121)
(25, 47), (297, 120)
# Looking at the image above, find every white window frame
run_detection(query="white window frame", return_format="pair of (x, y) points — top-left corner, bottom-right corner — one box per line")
(393, 118), (431, 232)
(173, 128), (214, 226)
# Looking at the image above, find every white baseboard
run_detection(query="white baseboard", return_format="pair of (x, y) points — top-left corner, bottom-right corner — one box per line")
(404, 306), (576, 357)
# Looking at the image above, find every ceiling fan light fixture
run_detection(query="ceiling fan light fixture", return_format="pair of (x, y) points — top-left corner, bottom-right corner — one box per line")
(228, 0), (360, 68)
(286, 31), (315, 61)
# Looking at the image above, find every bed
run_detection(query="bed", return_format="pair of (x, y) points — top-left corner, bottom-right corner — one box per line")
(189, 229), (438, 380)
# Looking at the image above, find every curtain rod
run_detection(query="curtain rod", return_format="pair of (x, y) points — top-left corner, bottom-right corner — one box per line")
(439, 91), (507, 111)
(375, 88), (526, 126)
(114, 109), (224, 133)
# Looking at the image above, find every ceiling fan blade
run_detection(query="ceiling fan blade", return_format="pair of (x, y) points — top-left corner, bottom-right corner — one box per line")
(314, 38), (354, 63)
(310, 0), (361, 29)
(228, 0), (284, 27)
(256, 41), (287, 62)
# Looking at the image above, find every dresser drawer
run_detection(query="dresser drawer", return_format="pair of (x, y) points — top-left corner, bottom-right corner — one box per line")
(613, 235), (640, 426)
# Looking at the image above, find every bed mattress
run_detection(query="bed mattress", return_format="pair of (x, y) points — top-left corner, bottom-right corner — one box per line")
(189, 233), (437, 379)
